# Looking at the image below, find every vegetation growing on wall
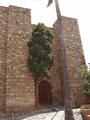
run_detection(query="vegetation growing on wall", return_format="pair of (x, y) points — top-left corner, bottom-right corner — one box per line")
(80, 66), (90, 96)
(27, 23), (53, 78)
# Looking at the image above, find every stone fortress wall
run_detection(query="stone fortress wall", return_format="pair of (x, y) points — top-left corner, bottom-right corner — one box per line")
(0, 5), (89, 113)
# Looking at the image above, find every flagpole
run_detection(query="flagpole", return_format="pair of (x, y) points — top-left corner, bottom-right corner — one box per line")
(48, 0), (74, 119)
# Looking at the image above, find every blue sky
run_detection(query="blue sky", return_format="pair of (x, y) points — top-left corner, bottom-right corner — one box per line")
(0, 0), (90, 64)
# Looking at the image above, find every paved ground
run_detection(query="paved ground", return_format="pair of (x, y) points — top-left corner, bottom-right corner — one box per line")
(0, 107), (83, 120)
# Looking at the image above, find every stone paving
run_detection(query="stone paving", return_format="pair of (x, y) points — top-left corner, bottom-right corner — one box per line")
(0, 107), (83, 120)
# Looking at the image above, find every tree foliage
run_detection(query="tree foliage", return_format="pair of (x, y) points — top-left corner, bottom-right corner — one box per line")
(27, 23), (53, 78)
(80, 66), (90, 96)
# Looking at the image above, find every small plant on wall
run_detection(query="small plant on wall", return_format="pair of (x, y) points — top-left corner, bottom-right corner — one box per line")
(80, 66), (90, 96)
(84, 71), (90, 96)
(27, 23), (53, 79)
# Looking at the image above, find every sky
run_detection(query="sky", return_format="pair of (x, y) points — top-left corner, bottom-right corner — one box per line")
(0, 0), (90, 64)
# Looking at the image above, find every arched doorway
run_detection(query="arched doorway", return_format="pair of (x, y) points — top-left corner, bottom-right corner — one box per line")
(38, 80), (53, 105)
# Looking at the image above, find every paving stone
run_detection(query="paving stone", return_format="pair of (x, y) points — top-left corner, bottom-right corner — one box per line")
(0, 108), (83, 120)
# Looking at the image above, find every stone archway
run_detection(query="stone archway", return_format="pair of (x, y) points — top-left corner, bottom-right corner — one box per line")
(38, 80), (53, 105)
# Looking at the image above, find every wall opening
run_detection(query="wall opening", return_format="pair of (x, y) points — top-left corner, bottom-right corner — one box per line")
(38, 80), (52, 105)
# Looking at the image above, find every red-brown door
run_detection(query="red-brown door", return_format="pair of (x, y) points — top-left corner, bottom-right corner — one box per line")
(39, 81), (52, 105)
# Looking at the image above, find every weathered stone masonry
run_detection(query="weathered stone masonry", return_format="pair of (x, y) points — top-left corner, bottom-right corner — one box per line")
(0, 5), (89, 112)
(6, 6), (36, 112)
(0, 6), (8, 112)
(62, 17), (86, 105)
(0, 6), (35, 112)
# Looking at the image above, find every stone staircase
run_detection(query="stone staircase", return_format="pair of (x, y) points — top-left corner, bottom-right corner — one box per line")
(81, 104), (90, 120)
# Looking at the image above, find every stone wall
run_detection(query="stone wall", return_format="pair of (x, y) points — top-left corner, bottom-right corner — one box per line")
(50, 27), (64, 105)
(0, 5), (88, 113)
(53, 16), (87, 107)
(62, 17), (86, 106)
(6, 6), (35, 112)
(0, 6), (8, 112)
(32, 26), (63, 106)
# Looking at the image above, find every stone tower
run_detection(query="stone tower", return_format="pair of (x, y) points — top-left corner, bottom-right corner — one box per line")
(53, 17), (87, 106)
(0, 6), (35, 112)
(0, 5), (89, 113)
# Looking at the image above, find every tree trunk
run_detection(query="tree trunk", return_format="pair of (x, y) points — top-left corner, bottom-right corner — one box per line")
(54, 0), (74, 119)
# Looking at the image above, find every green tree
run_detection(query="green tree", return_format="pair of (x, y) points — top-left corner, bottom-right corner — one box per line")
(27, 23), (53, 105)
(27, 23), (53, 78)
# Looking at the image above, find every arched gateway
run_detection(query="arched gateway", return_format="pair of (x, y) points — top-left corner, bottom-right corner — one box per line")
(38, 80), (53, 105)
